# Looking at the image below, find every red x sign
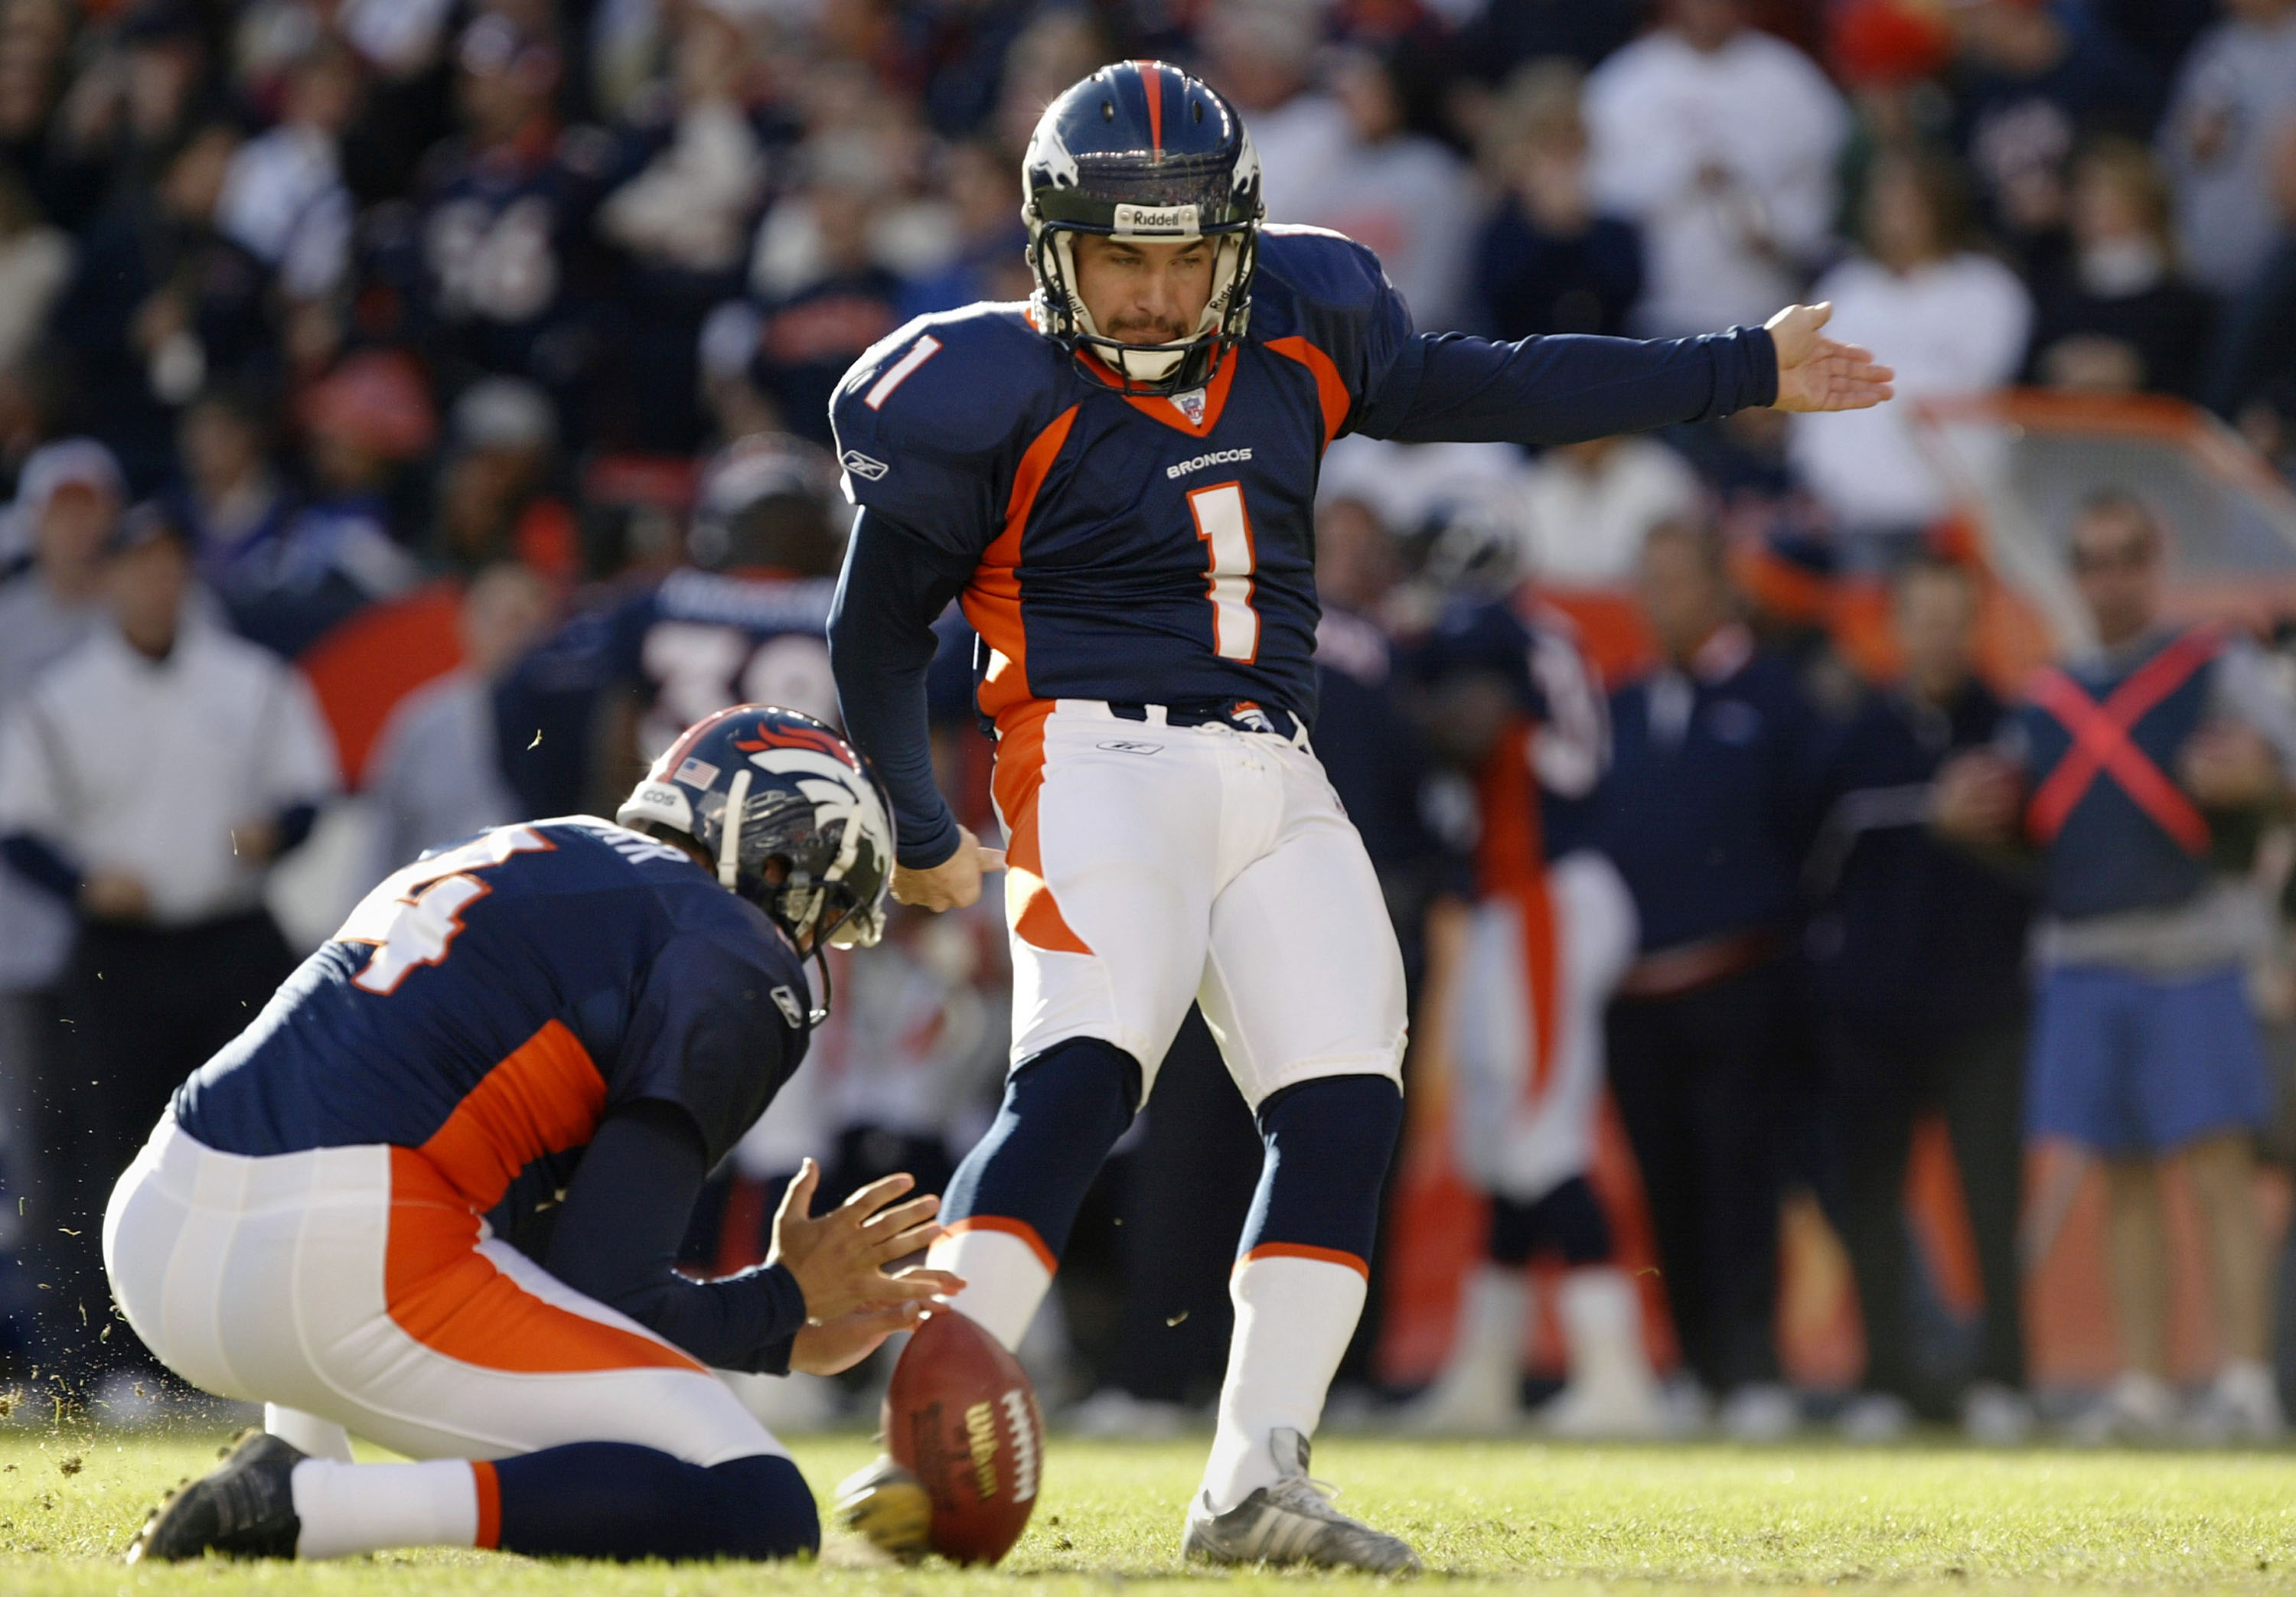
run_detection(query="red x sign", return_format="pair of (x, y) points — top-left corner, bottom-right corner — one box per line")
(2024, 628), (2219, 855)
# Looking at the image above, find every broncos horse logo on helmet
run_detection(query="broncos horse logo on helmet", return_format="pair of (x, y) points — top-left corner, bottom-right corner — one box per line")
(618, 705), (895, 1014)
(1023, 60), (1264, 396)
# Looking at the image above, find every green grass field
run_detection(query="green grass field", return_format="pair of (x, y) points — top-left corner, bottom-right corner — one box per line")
(2, 1428), (2293, 1594)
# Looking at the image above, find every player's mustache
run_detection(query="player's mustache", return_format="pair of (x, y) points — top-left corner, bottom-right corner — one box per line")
(1105, 314), (1189, 341)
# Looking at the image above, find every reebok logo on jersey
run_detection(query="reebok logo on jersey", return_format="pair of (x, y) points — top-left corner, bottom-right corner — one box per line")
(769, 986), (808, 1028)
(1097, 739), (1163, 755)
(840, 449), (889, 481)
(1166, 447), (1251, 480)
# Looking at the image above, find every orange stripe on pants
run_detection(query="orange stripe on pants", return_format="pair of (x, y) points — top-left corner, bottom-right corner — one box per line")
(992, 704), (1092, 955)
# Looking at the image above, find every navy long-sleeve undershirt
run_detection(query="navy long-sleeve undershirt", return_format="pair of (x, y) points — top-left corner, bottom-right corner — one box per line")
(828, 516), (974, 870)
(542, 1097), (808, 1375)
(1358, 325), (1777, 443)
(830, 326), (1779, 871)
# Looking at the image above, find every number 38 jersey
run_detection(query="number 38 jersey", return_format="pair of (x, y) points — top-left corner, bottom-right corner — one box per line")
(495, 570), (837, 816)
(171, 819), (811, 1211)
(830, 227), (1413, 728)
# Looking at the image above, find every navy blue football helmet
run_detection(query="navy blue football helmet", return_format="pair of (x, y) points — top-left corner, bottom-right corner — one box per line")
(618, 705), (895, 954)
(1023, 60), (1264, 395)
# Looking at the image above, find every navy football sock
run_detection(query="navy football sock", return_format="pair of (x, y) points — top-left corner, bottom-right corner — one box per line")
(940, 1036), (1140, 1257)
(492, 1445), (817, 1561)
(1237, 1074), (1404, 1267)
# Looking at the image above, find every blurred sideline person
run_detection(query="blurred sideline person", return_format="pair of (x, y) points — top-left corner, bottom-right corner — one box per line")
(1936, 494), (2291, 1441)
(0, 503), (335, 1400)
(109, 707), (956, 1563)
(1593, 520), (1825, 1439)
(367, 562), (556, 875)
(0, 440), (126, 1370)
(1805, 559), (2033, 1441)
(1404, 586), (1662, 1437)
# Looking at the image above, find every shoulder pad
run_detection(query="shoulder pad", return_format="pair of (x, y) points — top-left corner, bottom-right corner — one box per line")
(1250, 226), (1394, 333)
(830, 304), (1068, 550)
(831, 303), (1060, 465)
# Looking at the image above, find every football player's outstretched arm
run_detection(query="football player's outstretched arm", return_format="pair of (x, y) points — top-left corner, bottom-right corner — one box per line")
(1368, 310), (1890, 443)
(1277, 233), (1889, 445)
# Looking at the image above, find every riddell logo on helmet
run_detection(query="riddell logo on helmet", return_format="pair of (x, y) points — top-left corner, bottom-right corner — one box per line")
(1114, 203), (1199, 235)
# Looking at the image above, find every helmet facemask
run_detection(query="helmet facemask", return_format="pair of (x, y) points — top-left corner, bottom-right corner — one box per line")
(1021, 64), (1265, 399)
(1030, 223), (1257, 395)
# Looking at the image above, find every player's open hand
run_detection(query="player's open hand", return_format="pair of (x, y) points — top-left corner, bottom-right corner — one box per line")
(890, 824), (1006, 913)
(768, 1159), (964, 1324)
(789, 1286), (946, 1376)
(1765, 302), (1894, 413)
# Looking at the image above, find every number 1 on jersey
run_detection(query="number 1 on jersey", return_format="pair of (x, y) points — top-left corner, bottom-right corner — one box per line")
(1188, 481), (1259, 662)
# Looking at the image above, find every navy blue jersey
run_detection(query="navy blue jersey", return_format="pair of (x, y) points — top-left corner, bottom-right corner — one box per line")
(174, 819), (811, 1213)
(1595, 637), (1824, 953)
(1414, 592), (1609, 863)
(832, 227), (1397, 728)
(836, 227), (1776, 730)
(497, 569), (837, 816)
(1313, 605), (1444, 872)
(414, 137), (605, 386)
(829, 225), (1776, 867)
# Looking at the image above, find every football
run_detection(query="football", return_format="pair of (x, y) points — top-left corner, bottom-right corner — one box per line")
(882, 1309), (1045, 1565)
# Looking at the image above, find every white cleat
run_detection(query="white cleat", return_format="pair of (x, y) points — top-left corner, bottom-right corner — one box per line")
(1182, 1429), (1422, 1574)
(2186, 1361), (2285, 1445)
(1717, 1383), (1801, 1442)
(2064, 1370), (2179, 1445)
(1540, 1376), (1670, 1440)
(1063, 1387), (1192, 1440)
(1400, 1363), (1522, 1436)
(1960, 1381), (2035, 1446)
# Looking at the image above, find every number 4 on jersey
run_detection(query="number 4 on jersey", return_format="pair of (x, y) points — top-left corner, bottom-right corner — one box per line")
(1188, 481), (1259, 662)
(337, 826), (553, 995)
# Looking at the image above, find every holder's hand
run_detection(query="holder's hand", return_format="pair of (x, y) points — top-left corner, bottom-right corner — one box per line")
(768, 1160), (954, 1324)
(890, 825), (1006, 912)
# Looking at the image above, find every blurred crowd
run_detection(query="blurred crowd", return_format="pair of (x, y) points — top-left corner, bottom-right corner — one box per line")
(0, 0), (2294, 1444)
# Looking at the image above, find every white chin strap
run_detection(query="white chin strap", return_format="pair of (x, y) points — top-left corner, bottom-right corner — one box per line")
(1055, 233), (1244, 383)
(716, 768), (750, 890)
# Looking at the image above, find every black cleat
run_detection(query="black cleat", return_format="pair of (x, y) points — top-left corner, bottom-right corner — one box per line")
(128, 1429), (305, 1563)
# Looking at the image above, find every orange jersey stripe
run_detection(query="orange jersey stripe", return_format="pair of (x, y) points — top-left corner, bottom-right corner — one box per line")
(1477, 722), (1561, 1100)
(965, 406), (1078, 727)
(386, 1149), (706, 1375)
(416, 1019), (607, 1212)
(942, 1214), (1060, 1276)
(1264, 337), (1349, 445)
(1239, 1241), (1370, 1279)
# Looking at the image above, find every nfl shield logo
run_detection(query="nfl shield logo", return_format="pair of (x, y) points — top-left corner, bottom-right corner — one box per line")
(1171, 388), (1207, 426)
